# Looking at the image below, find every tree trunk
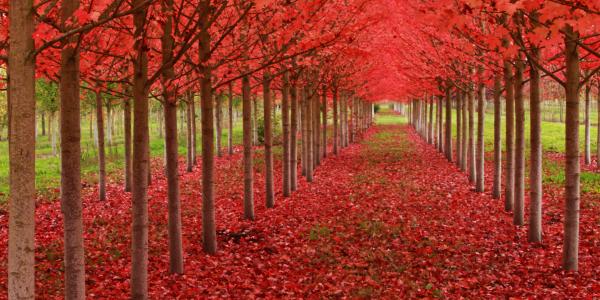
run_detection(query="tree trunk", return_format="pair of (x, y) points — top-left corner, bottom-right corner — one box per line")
(597, 83), (600, 169)
(493, 75), (502, 199)
(445, 89), (452, 161)
(476, 81), (486, 193)
(186, 95), (193, 172)
(290, 82), (298, 191)
(333, 86), (339, 155)
(60, 0), (86, 297)
(468, 87), (476, 184)
(216, 92), (223, 157)
(528, 46), (542, 243)
(504, 60), (515, 212)
(228, 82), (234, 155)
(7, 0), (36, 297)
(322, 87), (327, 158)
(282, 71), (291, 197)
(243, 75), (255, 220)
(314, 88), (321, 167)
(584, 83), (591, 165)
(131, 0), (150, 296)
(96, 90), (107, 201)
(41, 111), (46, 136)
(562, 26), (581, 271)
(461, 92), (468, 172)
(124, 98), (132, 192)
(192, 94), (197, 165)
(437, 96), (442, 152)
(252, 96), (258, 146)
(199, 7), (217, 253)
(429, 96), (434, 145)
(514, 59), (525, 226)
(301, 87), (307, 177)
(456, 91), (462, 166)
(263, 73), (274, 208)
(306, 86), (314, 182)
(106, 103), (113, 146)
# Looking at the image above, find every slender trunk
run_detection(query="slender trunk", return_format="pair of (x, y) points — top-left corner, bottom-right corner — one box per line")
(228, 82), (234, 155)
(322, 87), (327, 158)
(597, 83), (600, 169)
(445, 88), (452, 161)
(584, 83), (591, 165)
(186, 95), (193, 172)
(263, 73), (274, 208)
(428, 96), (434, 145)
(191, 94), (197, 165)
(216, 92), (223, 157)
(41, 112), (46, 136)
(131, 0), (150, 296)
(476, 81), (486, 193)
(106, 103), (113, 146)
(504, 61), (515, 212)
(124, 98), (132, 192)
(252, 96), (258, 146)
(301, 87), (307, 177)
(562, 26), (581, 271)
(306, 85), (314, 182)
(437, 96), (443, 152)
(282, 71), (291, 197)
(314, 88), (321, 167)
(456, 91), (462, 165)
(51, 111), (57, 156)
(514, 59), (525, 226)
(333, 86), (339, 155)
(95, 90), (107, 201)
(461, 92), (468, 172)
(528, 45), (542, 242)
(290, 82), (298, 191)
(7, 0), (36, 297)
(242, 75), (255, 220)
(60, 0), (86, 296)
(199, 6), (217, 253)
(493, 75), (502, 199)
(468, 86), (476, 184)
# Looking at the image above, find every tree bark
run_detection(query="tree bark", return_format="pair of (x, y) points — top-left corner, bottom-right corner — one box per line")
(493, 75), (502, 199)
(131, 0), (150, 297)
(461, 92), (468, 172)
(228, 82), (234, 155)
(476, 81), (486, 193)
(437, 96), (443, 153)
(192, 94), (197, 165)
(562, 26), (581, 271)
(199, 6), (217, 253)
(252, 96), (258, 146)
(290, 82), (298, 191)
(584, 83), (591, 165)
(186, 95), (193, 172)
(60, 0), (86, 297)
(242, 75), (255, 220)
(95, 90), (107, 201)
(456, 91), (462, 166)
(8, 0), (36, 297)
(528, 46), (542, 243)
(333, 86), (339, 155)
(429, 96), (434, 145)
(445, 89), (452, 161)
(504, 60), (515, 212)
(216, 92), (223, 157)
(263, 73), (274, 208)
(514, 59), (525, 226)
(468, 87), (476, 184)
(282, 71), (291, 197)
(306, 85), (314, 182)
(124, 98), (132, 192)
(314, 88), (321, 167)
(162, 0), (185, 272)
(322, 87), (327, 158)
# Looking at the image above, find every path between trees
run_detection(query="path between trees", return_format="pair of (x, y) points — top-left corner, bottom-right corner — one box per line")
(1, 123), (599, 298)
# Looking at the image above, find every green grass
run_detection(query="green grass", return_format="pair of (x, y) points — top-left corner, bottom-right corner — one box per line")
(0, 111), (245, 201)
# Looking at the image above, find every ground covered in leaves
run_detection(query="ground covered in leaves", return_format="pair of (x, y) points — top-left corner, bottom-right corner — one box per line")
(1, 123), (600, 298)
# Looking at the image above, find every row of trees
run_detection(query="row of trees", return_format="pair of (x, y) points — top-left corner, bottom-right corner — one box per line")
(2, 0), (381, 298)
(390, 0), (600, 274)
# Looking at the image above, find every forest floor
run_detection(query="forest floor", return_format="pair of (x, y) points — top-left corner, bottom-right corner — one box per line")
(1, 117), (600, 298)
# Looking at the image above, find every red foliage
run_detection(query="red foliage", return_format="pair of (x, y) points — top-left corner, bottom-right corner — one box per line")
(1, 124), (600, 297)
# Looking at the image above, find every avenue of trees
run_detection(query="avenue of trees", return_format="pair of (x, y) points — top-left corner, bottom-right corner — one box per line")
(3, 0), (600, 298)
